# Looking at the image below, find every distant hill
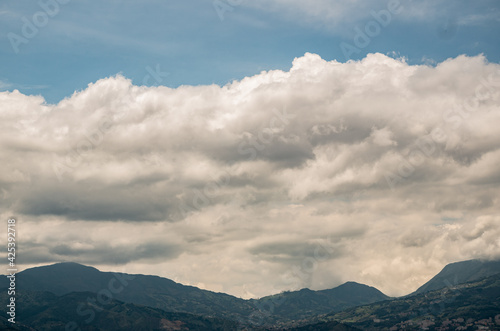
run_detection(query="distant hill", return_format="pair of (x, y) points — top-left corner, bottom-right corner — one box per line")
(312, 273), (500, 330)
(412, 259), (500, 295)
(252, 282), (389, 321)
(2, 261), (500, 330)
(0, 262), (257, 323)
(0, 262), (389, 325)
(0, 290), (239, 331)
(0, 289), (361, 331)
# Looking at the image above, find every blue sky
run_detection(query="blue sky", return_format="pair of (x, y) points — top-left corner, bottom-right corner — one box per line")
(1, 0), (499, 104)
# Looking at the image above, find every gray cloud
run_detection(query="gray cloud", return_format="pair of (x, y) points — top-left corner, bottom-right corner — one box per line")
(18, 239), (182, 266)
(249, 241), (345, 264)
(1, 53), (500, 298)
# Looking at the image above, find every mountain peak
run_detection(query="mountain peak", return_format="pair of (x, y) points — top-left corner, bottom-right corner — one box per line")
(28, 261), (99, 270)
(337, 281), (369, 287)
(412, 259), (500, 295)
(20, 262), (101, 276)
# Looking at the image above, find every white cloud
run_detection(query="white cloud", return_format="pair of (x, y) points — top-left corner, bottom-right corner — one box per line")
(241, 0), (499, 39)
(457, 13), (500, 26)
(1, 53), (500, 298)
(241, 0), (447, 34)
(0, 80), (11, 89)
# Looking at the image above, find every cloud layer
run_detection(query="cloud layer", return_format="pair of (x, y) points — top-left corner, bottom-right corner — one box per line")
(245, 0), (500, 30)
(1, 53), (500, 298)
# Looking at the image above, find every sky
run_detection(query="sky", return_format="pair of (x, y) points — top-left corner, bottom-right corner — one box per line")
(1, 0), (500, 299)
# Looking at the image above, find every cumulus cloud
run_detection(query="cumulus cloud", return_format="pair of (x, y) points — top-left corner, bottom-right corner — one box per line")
(1, 53), (500, 298)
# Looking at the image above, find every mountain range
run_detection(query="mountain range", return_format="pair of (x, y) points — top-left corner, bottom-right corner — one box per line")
(297, 272), (500, 330)
(0, 262), (387, 326)
(1, 259), (499, 330)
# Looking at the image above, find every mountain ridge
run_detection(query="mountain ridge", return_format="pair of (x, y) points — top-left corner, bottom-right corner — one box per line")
(411, 259), (500, 296)
(2, 259), (500, 329)
(0, 262), (389, 325)
(316, 272), (500, 330)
